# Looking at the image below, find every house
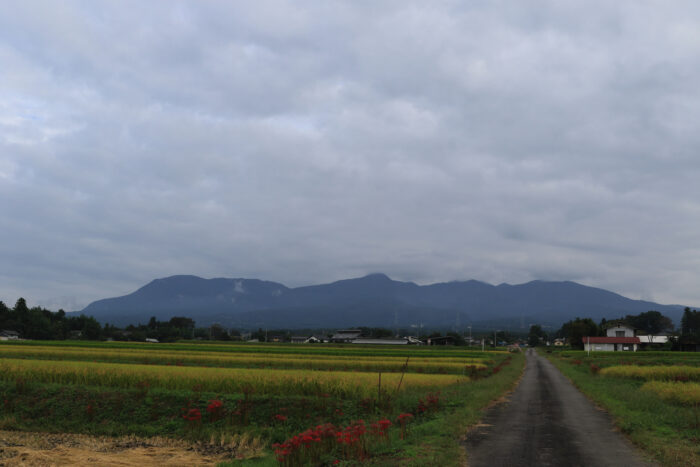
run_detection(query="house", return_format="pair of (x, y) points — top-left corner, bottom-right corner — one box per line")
(307, 335), (329, 343)
(145, 338), (159, 343)
(582, 336), (640, 352)
(606, 324), (635, 338)
(290, 335), (327, 344)
(0, 330), (19, 340)
(426, 336), (455, 346)
(352, 338), (409, 345)
(553, 338), (565, 347)
(583, 324), (639, 351)
(331, 329), (362, 343)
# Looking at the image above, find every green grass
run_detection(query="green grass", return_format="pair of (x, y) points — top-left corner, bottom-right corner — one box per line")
(353, 352), (525, 466)
(544, 350), (700, 466)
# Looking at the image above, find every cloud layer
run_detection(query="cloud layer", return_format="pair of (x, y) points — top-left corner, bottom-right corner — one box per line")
(2, 1), (700, 310)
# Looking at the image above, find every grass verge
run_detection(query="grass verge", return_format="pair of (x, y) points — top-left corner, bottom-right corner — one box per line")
(355, 352), (525, 466)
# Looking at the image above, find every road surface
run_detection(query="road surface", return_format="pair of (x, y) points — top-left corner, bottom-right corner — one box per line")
(463, 349), (656, 467)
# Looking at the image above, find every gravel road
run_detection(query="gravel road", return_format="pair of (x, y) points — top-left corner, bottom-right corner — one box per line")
(463, 349), (657, 467)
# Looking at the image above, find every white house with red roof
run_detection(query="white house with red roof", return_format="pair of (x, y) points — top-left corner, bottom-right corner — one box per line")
(582, 324), (640, 352)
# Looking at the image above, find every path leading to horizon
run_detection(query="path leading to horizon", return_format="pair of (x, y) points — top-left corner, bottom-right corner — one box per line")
(463, 349), (656, 467)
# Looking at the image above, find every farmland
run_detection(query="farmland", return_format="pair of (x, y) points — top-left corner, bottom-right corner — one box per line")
(544, 350), (700, 466)
(0, 341), (523, 465)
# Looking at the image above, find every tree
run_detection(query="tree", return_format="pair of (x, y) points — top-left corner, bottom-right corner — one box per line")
(528, 324), (547, 347)
(13, 298), (28, 314)
(681, 307), (700, 338)
(82, 316), (102, 340)
(558, 318), (598, 350)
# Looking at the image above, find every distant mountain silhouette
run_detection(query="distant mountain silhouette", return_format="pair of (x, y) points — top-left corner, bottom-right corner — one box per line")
(82, 274), (687, 330)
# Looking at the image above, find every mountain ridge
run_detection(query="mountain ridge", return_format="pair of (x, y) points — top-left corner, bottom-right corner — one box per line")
(81, 274), (688, 330)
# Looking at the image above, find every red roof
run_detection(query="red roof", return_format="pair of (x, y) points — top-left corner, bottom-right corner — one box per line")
(582, 336), (640, 344)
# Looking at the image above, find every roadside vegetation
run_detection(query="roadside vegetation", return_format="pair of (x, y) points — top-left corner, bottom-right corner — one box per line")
(543, 349), (700, 466)
(0, 340), (524, 465)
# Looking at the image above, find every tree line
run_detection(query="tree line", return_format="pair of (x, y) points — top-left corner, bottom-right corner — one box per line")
(528, 308), (700, 350)
(0, 298), (219, 342)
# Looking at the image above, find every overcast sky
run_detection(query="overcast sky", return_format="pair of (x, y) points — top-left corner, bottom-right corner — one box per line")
(2, 1), (700, 311)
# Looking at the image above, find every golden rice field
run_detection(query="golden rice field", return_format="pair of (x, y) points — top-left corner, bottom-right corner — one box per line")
(0, 357), (468, 399)
(599, 365), (700, 381)
(641, 381), (700, 406)
(0, 344), (487, 373)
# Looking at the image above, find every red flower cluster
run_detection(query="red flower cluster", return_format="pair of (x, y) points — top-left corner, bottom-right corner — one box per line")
(272, 423), (337, 465)
(370, 419), (392, 439)
(207, 399), (223, 412)
(336, 420), (368, 460)
(272, 418), (396, 465)
(417, 392), (440, 413)
(207, 399), (224, 421)
(274, 413), (288, 421)
(492, 356), (513, 374)
(397, 413), (413, 439)
(182, 408), (202, 422)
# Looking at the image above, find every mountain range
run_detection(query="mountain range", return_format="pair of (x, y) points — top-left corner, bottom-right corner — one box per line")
(81, 274), (688, 331)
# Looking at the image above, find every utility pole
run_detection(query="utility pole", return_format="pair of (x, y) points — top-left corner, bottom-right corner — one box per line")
(468, 326), (472, 347)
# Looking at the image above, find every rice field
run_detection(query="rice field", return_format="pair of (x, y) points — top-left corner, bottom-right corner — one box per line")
(0, 357), (468, 398)
(0, 340), (521, 465)
(641, 381), (700, 406)
(599, 365), (700, 381)
(0, 343), (488, 374)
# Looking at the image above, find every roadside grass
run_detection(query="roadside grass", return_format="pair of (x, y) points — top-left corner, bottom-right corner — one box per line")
(357, 352), (525, 466)
(544, 351), (700, 466)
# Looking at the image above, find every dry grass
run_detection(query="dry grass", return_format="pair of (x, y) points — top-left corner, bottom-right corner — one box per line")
(640, 381), (700, 406)
(0, 430), (265, 466)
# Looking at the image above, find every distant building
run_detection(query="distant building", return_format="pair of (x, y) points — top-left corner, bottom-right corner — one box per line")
(583, 325), (639, 351)
(582, 336), (640, 352)
(331, 329), (362, 343)
(0, 330), (19, 340)
(583, 323), (672, 352)
(426, 336), (455, 346)
(352, 338), (409, 345)
(290, 335), (328, 344)
(145, 338), (159, 343)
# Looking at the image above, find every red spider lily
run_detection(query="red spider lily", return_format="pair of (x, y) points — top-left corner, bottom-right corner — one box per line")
(207, 399), (223, 412)
(182, 408), (202, 421)
(274, 413), (288, 421)
(206, 399), (224, 422)
(397, 413), (413, 439)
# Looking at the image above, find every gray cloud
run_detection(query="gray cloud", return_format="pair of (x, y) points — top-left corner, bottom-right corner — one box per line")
(2, 1), (700, 310)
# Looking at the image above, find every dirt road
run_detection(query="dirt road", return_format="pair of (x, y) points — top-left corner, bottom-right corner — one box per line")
(464, 349), (656, 467)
